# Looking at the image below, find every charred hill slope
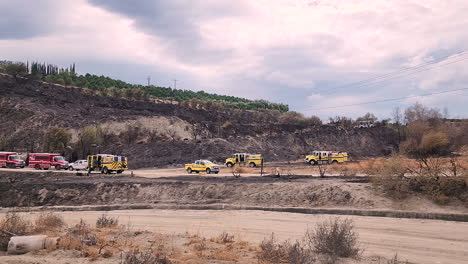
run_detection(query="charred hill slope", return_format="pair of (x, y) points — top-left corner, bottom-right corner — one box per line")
(0, 74), (398, 168)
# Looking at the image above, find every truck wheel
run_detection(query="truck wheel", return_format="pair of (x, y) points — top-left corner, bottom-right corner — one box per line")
(55, 165), (61, 170)
(68, 166), (74, 171)
(249, 162), (256, 168)
(332, 160), (338, 164)
(309, 160), (317, 166)
(187, 168), (192, 174)
(226, 163), (233, 167)
(214, 171), (219, 174)
(35, 164), (41, 170)
(206, 168), (211, 174)
(103, 167), (109, 174)
(117, 170), (123, 174)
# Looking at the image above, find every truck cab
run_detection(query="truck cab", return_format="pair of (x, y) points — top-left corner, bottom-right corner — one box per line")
(0, 152), (25, 168)
(225, 153), (263, 167)
(27, 153), (69, 170)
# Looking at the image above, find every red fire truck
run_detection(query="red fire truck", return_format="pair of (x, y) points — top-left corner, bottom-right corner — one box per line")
(0, 152), (25, 168)
(27, 153), (69, 170)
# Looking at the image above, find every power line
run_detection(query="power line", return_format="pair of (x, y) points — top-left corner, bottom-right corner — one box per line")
(312, 50), (468, 94)
(323, 54), (468, 96)
(304, 87), (468, 111)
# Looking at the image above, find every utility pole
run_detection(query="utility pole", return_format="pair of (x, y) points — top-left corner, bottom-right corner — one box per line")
(173, 79), (177, 89)
(146, 76), (151, 86)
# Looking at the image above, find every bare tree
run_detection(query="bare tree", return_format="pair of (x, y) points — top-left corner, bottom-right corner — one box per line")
(317, 163), (328, 178)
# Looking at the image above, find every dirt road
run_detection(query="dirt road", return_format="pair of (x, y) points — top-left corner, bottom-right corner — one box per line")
(0, 166), (260, 178)
(0, 161), (348, 178)
(3, 209), (467, 264)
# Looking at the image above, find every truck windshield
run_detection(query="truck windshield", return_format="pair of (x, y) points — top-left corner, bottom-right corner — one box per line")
(9, 155), (21, 160)
(54, 156), (64, 161)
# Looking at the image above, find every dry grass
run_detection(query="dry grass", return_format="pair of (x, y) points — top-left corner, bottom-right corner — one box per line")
(257, 234), (315, 264)
(210, 245), (240, 261)
(120, 248), (172, 264)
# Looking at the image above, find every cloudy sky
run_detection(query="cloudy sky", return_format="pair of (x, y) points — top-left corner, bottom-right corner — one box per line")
(1, 0), (468, 119)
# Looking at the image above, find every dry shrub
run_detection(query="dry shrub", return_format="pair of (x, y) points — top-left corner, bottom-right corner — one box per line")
(372, 176), (410, 200)
(59, 219), (95, 251)
(234, 166), (247, 173)
(408, 175), (467, 205)
(0, 212), (30, 250)
(121, 248), (172, 264)
(218, 231), (235, 243)
(306, 218), (361, 259)
(96, 214), (119, 228)
(257, 234), (315, 264)
(33, 212), (65, 234)
(385, 253), (409, 264)
(231, 165), (246, 178)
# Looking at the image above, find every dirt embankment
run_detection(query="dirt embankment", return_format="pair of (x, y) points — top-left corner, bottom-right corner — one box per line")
(2, 171), (467, 218)
(0, 171), (371, 208)
(0, 74), (399, 168)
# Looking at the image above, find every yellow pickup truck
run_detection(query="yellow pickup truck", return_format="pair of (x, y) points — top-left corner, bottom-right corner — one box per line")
(184, 160), (220, 174)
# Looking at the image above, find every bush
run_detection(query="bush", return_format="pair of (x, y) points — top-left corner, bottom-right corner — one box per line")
(0, 212), (30, 250)
(305, 218), (361, 259)
(96, 215), (119, 228)
(33, 212), (65, 233)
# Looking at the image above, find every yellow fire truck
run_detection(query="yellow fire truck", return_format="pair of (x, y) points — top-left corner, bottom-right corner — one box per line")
(87, 154), (128, 174)
(304, 151), (348, 165)
(225, 153), (263, 167)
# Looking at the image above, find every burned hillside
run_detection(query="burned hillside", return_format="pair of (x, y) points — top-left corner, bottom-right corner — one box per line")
(0, 74), (399, 168)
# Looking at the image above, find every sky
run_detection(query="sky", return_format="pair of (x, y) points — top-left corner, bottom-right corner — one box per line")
(1, 0), (468, 119)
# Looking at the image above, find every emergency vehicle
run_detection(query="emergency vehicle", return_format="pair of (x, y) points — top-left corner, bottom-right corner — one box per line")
(225, 153), (263, 167)
(304, 151), (349, 165)
(27, 153), (69, 170)
(184, 160), (220, 174)
(0, 152), (25, 168)
(87, 154), (128, 174)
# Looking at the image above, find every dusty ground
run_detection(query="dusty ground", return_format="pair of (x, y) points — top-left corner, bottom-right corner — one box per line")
(1, 209), (467, 264)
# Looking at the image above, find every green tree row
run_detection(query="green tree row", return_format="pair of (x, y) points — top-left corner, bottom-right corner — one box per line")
(0, 60), (288, 112)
